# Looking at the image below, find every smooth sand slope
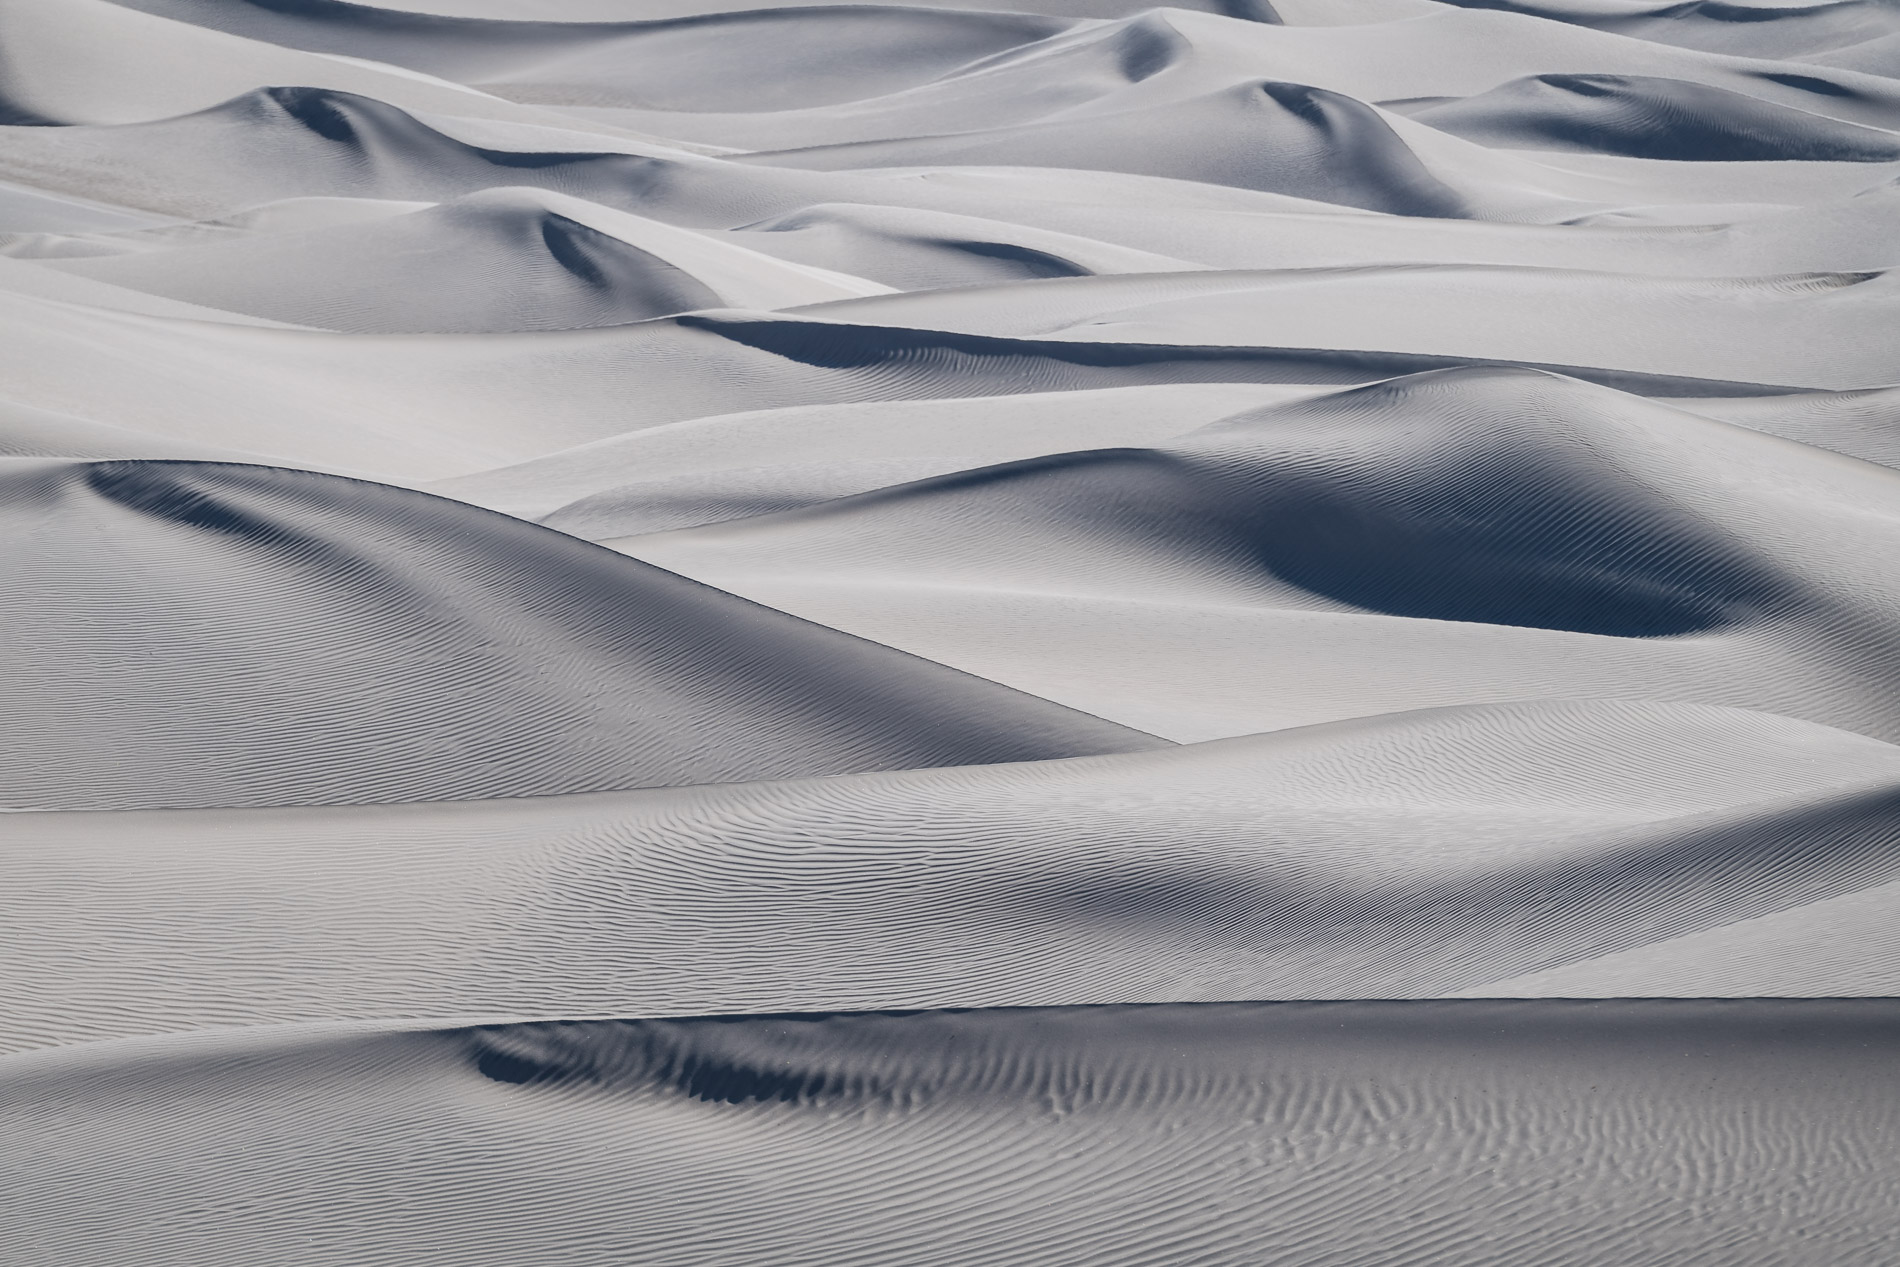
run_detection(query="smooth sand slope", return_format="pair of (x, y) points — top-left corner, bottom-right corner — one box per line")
(436, 383), (1320, 527)
(0, 458), (1159, 810)
(5, 698), (1900, 1050)
(4, 0), (1899, 1262)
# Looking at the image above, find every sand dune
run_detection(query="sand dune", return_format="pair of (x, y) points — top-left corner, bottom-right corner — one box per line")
(448, 383), (1308, 530)
(740, 80), (1510, 217)
(0, 459), (1158, 810)
(46, 188), (884, 331)
(2, 280), (1822, 490)
(616, 368), (1900, 740)
(0, 251), (316, 325)
(1406, 71), (1900, 159)
(730, 202), (1207, 289)
(6, 0), (1899, 1259)
(0, 0), (695, 144)
(107, 0), (1075, 105)
(5, 698), (1899, 1049)
(789, 264), (1900, 386)
(3, 1002), (1896, 1265)
(0, 397), (274, 461)
(0, 87), (704, 219)
(580, 8), (1900, 149)
(1432, 0), (1900, 61)
(51, 195), (725, 332)
(1684, 381), (1900, 466)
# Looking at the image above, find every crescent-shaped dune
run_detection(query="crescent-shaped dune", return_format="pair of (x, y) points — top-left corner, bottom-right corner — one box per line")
(4, 0), (1899, 1260)
(740, 79), (1483, 217)
(44, 187), (887, 331)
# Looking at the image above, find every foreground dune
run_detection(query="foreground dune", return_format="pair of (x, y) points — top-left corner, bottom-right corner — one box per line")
(3, 1001), (1896, 1266)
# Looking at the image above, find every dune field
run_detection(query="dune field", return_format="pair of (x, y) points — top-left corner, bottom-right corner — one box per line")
(3, 0), (1899, 1262)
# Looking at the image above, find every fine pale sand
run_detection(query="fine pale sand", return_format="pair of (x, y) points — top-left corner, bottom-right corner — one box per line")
(3, 0), (1898, 1261)
(4, 1002), (1898, 1265)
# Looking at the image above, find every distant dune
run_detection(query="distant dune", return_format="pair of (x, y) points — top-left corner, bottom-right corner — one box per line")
(3, 0), (1898, 1261)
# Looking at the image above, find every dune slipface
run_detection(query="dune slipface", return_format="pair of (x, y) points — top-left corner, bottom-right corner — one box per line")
(3, 0), (1898, 1262)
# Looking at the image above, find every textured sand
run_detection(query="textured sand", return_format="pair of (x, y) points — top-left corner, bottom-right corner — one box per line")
(5, 1002), (1898, 1266)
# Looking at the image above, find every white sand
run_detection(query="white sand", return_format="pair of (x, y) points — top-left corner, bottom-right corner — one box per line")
(3, 0), (1898, 1260)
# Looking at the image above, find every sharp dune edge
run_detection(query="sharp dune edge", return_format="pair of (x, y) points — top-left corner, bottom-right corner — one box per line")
(3, 0), (1899, 1262)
